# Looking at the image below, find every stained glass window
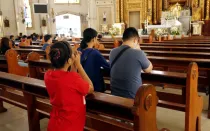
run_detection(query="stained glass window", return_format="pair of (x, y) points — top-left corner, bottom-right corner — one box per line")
(23, 0), (32, 28)
(54, 0), (80, 4)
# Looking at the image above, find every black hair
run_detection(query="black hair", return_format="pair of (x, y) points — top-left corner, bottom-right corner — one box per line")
(49, 41), (72, 69)
(80, 28), (97, 50)
(0, 37), (10, 55)
(122, 27), (139, 42)
(44, 34), (52, 42)
(22, 35), (27, 39)
(27, 36), (32, 39)
(10, 35), (14, 39)
(19, 33), (23, 37)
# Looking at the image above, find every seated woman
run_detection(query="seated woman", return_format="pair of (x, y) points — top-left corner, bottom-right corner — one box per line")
(0, 37), (11, 55)
(79, 28), (110, 92)
(44, 41), (93, 131)
(0, 37), (27, 67)
(26, 36), (33, 45)
(19, 35), (28, 46)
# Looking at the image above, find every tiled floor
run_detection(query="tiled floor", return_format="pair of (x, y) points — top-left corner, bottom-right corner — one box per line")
(0, 90), (210, 131)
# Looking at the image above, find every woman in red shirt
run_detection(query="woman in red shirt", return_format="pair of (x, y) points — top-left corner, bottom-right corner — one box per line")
(44, 41), (94, 131)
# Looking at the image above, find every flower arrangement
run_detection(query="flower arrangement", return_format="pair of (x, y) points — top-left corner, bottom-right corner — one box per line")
(109, 27), (120, 36)
(155, 28), (163, 37)
(170, 26), (180, 35)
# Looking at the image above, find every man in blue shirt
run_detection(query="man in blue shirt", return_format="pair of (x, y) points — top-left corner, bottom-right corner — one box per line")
(109, 27), (153, 99)
(42, 34), (52, 50)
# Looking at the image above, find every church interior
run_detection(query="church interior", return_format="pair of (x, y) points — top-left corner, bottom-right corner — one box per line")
(0, 0), (210, 131)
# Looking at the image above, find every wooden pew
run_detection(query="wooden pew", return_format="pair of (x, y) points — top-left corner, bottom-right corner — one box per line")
(5, 49), (29, 76)
(140, 46), (210, 52)
(0, 55), (7, 72)
(141, 43), (210, 47)
(19, 45), (42, 49)
(13, 48), (46, 61)
(101, 50), (210, 60)
(27, 56), (203, 130)
(99, 46), (210, 54)
(0, 71), (167, 131)
(154, 40), (210, 44)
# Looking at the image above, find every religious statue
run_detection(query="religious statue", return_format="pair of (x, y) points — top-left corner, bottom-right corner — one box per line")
(4, 18), (10, 27)
(103, 11), (107, 23)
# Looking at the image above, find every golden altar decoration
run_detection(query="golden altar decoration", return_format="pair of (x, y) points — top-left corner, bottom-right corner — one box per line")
(192, 7), (202, 21)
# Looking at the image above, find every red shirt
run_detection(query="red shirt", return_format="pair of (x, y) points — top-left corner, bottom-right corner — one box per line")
(44, 70), (89, 131)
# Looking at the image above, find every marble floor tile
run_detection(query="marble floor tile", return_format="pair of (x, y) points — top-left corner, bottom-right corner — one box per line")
(1, 102), (210, 131)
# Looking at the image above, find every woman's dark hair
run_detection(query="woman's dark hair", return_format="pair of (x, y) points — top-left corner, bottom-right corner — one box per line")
(0, 37), (11, 55)
(80, 28), (97, 50)
(49, 41), (72, 69)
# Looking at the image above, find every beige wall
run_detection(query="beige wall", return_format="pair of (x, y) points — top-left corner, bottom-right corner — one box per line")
(0, 0), (17, 36)
(0, 0), (109, 36)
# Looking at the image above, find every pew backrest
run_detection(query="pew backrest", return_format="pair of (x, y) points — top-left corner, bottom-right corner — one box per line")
(5, 49), (29, 76)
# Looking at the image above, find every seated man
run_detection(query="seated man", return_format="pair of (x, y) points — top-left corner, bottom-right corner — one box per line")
(109, 27), (153, 99)
(42, 34), (52, 50)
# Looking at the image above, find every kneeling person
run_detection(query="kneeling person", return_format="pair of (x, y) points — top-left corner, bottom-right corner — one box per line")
(110, 27), (153, 99)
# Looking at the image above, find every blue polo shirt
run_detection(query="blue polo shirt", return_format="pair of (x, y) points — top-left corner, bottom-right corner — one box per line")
(42, 43), (50, 50)
(80, 48), (110, 92)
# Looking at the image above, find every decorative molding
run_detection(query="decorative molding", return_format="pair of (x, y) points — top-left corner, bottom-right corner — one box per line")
(206, 0), (210, 20)
(96, 0), (113, 5)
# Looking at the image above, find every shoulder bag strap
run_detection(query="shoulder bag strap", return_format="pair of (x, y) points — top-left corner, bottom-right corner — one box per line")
(111, 46), (130, 68)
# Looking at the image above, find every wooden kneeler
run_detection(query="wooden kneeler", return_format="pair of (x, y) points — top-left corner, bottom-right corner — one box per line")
(185, 62), (203, 131)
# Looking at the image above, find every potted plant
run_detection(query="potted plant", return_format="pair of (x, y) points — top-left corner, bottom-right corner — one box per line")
(109, 27), (120, 47)
(170, 26), (181, 39)
(155, 28), (163, 41)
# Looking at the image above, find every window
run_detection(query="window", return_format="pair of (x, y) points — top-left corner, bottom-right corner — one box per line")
(23, 0), (33, 28)
(54, 0), (80, 4)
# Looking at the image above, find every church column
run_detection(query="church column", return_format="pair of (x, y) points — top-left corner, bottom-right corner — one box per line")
(115, 0), (120, 23)
(87, 0), (97, 29)
(148, 0), (152, 24)
(206, 0), (210, 20)
(120, 0), (124, 22)
(153, 0), (157, 24)
(14, 0), (27, 35)
(157, 0), (162, 23)
(48, 0), (56, 34)
(200, 0), (205, 20)
(163, 0), (168, 10)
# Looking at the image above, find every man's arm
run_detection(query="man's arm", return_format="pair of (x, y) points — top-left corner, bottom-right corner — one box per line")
(143, 61), (153, 73)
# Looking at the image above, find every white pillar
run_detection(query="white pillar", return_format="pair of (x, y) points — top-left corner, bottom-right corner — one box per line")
(14, 0), (27, 35)
(87, 0), (97, 29)
(48, 0), (56, 34)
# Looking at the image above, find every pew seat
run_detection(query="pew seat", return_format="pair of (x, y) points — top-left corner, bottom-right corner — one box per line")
(0, 71), (168, 131)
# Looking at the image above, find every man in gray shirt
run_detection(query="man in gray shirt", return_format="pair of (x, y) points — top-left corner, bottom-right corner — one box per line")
(109, 27), (153, 99)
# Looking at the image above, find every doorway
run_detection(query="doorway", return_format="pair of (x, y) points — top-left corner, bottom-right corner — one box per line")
(129, 11), (140, 29)
(56, 13), (81, 37)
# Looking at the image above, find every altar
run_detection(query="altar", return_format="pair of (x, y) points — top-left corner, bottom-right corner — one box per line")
(146, 19), (182, 35)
